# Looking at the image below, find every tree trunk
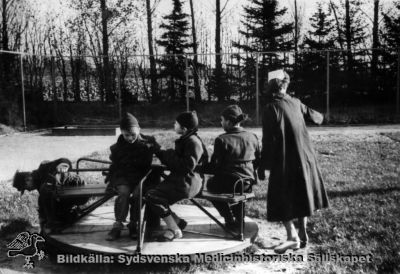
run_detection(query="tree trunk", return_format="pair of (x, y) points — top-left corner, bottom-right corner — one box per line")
(330, 1), (347, 64)
(2, 0), (8, 51)
(345, 0), (353, 73)
(293, 0), (299, 77)
(146, 0), (159, 103)
(215, 0), (223, 101)
(189, 0), (201, 102)
(371, 0), (380, 93)
(100, 0), (113, 103)
(1, 0), (11, 90)
(345, 0), (354, 92)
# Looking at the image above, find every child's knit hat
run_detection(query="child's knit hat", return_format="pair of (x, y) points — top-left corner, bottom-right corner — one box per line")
(13, 171), (31, 195)
(176, 111), (199, 130)
(120, 112), (139, 129)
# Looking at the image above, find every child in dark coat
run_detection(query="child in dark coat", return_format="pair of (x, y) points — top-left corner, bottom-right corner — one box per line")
(205, 105), (260, 230)
(13, 158), (87, 233)
(146, 111), (208, 241)
(106, 113), (159, 241)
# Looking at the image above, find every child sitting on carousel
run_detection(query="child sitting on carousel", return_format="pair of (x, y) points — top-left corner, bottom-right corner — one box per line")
(13, 158), (88, 234)
(106, 112), (160, 241)
(204, 105), (260, 231)
(145, 111), (209, 241)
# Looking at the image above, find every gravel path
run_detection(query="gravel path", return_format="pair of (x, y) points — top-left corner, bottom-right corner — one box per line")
(1, 124), (399, 181)
(0, 133), (115, 181)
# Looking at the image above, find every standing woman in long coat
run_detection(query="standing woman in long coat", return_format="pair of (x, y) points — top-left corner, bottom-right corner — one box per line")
(258, 70), (329, 254)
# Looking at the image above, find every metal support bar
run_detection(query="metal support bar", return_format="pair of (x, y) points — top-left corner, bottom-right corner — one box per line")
(57, 193), (115, 233)
(137, 205), (147, 253)
(326, 51), (330, 122)
(190, 199), (239, 239)
(136, 169), (153, 253)
(76, 158), (112, 174)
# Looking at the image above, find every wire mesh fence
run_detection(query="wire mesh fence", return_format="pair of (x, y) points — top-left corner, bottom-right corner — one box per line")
(0, 48), (399, 129)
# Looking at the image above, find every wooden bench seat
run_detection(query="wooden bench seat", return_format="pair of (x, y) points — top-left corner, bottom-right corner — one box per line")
(56, 184), (109, 198)
(198, 191), (255, 203)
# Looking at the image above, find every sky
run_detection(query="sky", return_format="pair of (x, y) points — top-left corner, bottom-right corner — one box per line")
(30, 0), (395, 54)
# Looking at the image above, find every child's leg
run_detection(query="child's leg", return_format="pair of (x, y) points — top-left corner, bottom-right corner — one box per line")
(145, 186), (185, 241)
(107, 182), (131, 240)
(211, 201), (235, 224)
(207, 176), (235, 225)
(114, 184), (131, 223)
(170, 211), (187, 230)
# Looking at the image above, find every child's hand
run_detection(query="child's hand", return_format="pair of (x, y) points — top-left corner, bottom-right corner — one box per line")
(148, 138), (161, 153)
(56, 163), (70, 173)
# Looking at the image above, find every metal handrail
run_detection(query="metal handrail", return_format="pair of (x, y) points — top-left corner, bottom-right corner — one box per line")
(75, 158), (112, 174)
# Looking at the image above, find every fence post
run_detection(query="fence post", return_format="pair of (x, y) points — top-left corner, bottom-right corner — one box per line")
(117, 64), (122, 120)
(397, 49), (400, 115)
(50, 56), (58, 125)
(255, 53), (260, 125)
(326, 51), (330, 123)
(20, 54), (26, 131)
(185, 55), (189, 112)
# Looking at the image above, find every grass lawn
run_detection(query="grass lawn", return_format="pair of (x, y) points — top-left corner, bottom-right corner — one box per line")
(0, 130), (399, 273)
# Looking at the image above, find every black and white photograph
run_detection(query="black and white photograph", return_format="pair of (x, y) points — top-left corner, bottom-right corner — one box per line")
(0, 0), (399, 273)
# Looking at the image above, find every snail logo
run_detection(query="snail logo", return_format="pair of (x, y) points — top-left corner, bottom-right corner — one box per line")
(7, 232), (45, 269)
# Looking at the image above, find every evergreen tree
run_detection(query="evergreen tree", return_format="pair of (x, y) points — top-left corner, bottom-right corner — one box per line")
(298, 2), (338, 95)
(303, 3), (336, 50)
(332, 0), (368, 94)
(382, 1), (400, 49)
(234, 0), (293, 98)
(381, 1), (400, 98)
(157, 0), (191, 101)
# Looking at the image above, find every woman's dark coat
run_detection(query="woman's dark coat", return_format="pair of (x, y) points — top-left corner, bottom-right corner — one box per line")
(261, 93), (329, 222)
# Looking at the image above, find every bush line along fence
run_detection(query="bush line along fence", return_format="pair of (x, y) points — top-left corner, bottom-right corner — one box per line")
(1, 48), (399, 130)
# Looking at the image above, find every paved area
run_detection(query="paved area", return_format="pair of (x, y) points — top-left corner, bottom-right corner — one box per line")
(1, 125), (399, 181)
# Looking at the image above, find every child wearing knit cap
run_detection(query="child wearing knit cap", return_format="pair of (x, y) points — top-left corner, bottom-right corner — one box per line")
(13, 158), (87, 234)
(145, 111), (209, 241)
(106, 112), (160, 241)
(205, 105), (260, 231)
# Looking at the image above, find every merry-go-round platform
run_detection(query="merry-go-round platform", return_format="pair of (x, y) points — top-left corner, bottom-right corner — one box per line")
(44, 204), (258, 256)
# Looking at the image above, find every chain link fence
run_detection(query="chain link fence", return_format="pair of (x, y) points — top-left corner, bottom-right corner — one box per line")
(1, 48), (399, 129)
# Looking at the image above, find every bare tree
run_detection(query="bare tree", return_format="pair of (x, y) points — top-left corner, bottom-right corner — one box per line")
(289, 0), (304, 76)
(100, 0), (113, 103)
(371, 0), (380, 91)
(189, 0), (201, 102)
(345, 0), (354, 74)
(145, 0), (160, 103)
(329, 1), (347, 62)
(214, 0), (230, 101)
